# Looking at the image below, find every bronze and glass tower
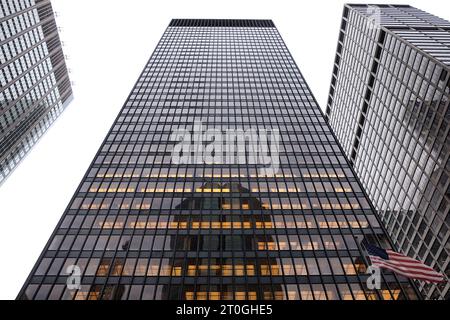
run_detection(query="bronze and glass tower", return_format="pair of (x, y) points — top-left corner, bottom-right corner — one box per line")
(326, 4), (449, 299)
(19, 19), (418, 300)
(0, 0), (73, 186)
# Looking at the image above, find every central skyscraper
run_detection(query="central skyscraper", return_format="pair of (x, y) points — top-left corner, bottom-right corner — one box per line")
(19, 19), (418, 300)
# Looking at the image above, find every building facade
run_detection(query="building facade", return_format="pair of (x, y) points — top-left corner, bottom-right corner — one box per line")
(0, 0), (72, 185)
(19, 19), (418, 300)
(325, 4), (449, 299)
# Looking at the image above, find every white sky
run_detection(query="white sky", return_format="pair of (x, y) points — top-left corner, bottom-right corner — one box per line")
(0, 0), (448, 299)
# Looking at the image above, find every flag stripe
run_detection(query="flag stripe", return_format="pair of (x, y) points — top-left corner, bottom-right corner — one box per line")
(383, 257), (440, 272)
(374, 262), (444, 282)
(386, 251), (430, 264)
(371, 259), (445, 283)
(370, 256), (444, 279)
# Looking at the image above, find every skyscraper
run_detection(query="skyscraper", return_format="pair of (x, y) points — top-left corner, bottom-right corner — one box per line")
(19, 19), (418, 300)
(325, 4), (449, 299)
(0, 0), (73, 185)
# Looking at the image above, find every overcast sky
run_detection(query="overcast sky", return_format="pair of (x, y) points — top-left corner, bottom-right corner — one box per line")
(0, 0), (448, 299)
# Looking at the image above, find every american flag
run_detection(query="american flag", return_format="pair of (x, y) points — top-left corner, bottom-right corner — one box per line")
(361, 239), (446, 283)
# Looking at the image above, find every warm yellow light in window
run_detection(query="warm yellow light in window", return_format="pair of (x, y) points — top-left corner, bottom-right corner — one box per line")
(222, 222), (232, 228)
(381, 289), (400, 300)
(230, 222), (240, 228)
(349, 221), (360, 228)
(201, 222), (211, 228)
(169, 222), (179, 229)
(171, 266), (182, 276)
(146, 221), (157, 228)
(209, 292), (221, 300)
(366, 292), (378, 300)
(86, 291), (100, 300)
(318, 221), (328, 228)
(197, 292), (208, 300)
(260, 203), (269, 209)
(246, 265), (255, 276)
(158, 222), (168, 228)
(187, 265), (196, 276)
(248, 292), (257, 300)
(331, 221), (341, 228)
(287, 291), (299, 300)
(222, 265), (233, 276)
(263, 292), (273, 300)
(278, 241), (289, 250)
(360, 222), (369, 227)
(74, 291), (90, 300)
(210, 265), (220, 274)
(274, 291), (284, 300)
(131, 222), (145, 229)
(258, 242), (276, 250)
(343, 263), (356, 275)
(185, 292), (195, 300)
(211, 222), (221, 229)
(353, 290), (366, 300)
(198, 265), (208, 273)
(234, 265), (245, 276)
(235, 292), (246, 300)
(243, 221), (251, 228)
(261, 265), (269, 276)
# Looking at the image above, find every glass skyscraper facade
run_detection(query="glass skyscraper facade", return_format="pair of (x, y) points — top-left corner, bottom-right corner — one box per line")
(326, 4), (449, 299)
(19, 19), (418, 300)
(0, 0), (72, 185)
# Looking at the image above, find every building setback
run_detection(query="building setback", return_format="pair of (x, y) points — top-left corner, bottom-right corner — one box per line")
(19, 19), (418, 300)
(326, 4), (449, 299)
(0, 0), (72, 185)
